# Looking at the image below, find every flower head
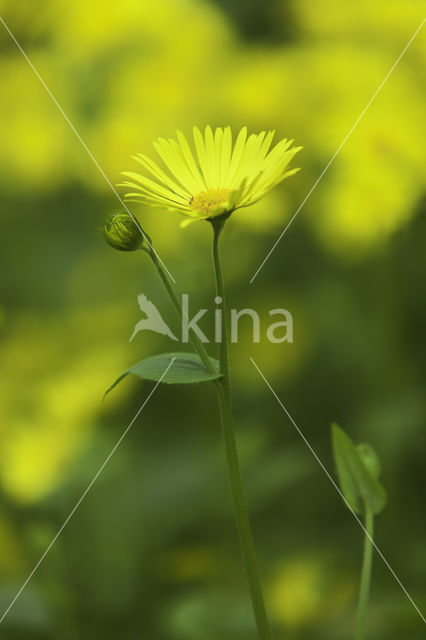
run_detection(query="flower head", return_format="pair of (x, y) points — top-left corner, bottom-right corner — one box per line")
(103, 212), (144, 251)
(120, 126), (302, 226)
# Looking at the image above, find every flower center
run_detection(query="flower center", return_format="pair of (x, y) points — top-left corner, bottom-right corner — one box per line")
(189, 188), (231, 216)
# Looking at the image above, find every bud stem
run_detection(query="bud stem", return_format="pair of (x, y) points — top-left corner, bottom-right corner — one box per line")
(148, 247), (216, 375)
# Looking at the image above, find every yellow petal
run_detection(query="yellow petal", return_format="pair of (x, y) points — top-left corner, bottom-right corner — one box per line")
(225, 126), (247, 187)
(193, 126), (212, 188)
(204, 125), (217, 188)
(132, 154), (191, 199)
(176, 130), (206, 190)
(220, 126), (232, 186)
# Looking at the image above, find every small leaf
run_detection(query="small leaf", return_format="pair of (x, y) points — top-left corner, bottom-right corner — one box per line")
(105, 352), (221, 395)
(331, 424), (387, 516)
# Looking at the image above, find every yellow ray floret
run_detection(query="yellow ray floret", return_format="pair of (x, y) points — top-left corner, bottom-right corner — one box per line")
(120, 126), (302, 226)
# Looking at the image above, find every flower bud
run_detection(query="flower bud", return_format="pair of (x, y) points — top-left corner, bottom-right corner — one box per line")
(103, 213), (144, 251)
(357, 443), (381, 480)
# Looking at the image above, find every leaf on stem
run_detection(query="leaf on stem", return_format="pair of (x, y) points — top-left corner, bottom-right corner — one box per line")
(331, 423), (387, 516)
(105, 352), (221, 396)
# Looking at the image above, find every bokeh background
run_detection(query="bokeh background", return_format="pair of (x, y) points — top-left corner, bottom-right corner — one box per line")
(0, 1), (425, 638)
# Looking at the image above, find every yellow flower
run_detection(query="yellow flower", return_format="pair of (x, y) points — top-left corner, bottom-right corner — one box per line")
(120, 126), (302, 226)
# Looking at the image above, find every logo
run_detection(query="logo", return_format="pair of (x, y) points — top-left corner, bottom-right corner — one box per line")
(130, 293), (293, 344)
(129, 294), (178, 342)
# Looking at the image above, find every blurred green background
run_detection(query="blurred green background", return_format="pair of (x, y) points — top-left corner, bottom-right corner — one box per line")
(0, 0), (425, 638)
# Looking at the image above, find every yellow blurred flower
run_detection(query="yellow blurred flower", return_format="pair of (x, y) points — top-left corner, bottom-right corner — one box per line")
(121, 126), (301, 226)
(269, 555), (354, 630)
(0, 308), (131, 503)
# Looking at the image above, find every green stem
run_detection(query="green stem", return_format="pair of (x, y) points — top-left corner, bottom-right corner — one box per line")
(149, 249), (215, 375)
(146, 229), (271, 637)
(355, 506), (374, 640)
(211, 220), (272, 640)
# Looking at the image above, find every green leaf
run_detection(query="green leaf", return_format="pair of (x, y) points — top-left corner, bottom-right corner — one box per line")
(331, 423), (387, 516)
(105, 352), (221, 395)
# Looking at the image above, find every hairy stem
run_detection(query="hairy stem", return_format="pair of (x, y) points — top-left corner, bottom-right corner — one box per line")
(211, 220), (272, 640)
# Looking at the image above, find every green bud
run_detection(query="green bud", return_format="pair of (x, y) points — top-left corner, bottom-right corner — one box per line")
(331, 424), (387, 515)
(357, 443), (381, 480)
(103, 213), (144, 251)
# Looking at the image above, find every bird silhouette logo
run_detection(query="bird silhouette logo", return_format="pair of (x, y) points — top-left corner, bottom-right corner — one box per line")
(129, 294), (178, 342)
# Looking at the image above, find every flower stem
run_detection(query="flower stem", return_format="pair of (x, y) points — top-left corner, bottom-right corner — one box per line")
(355, 506), (374, 640)
(149, 249), (216, 375)
(211, 220), (272, 640)
(146, 228), (271, 637)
